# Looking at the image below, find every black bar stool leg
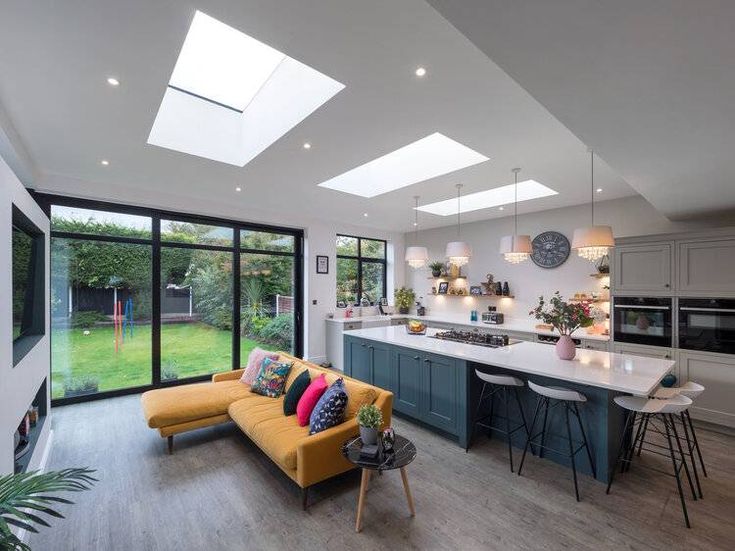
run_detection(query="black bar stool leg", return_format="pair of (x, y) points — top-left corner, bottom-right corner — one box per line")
(680, 412), (703, 498)
(663, 413), (691, 528)
(636, 414), (650, 457)
(686, 410), (707, 477)
(539, 398), (550, 458)
(504, 388), (515, 472)
(466, 382), (487, 453)
(518, 395), (542, 477)
(606, 410), (634, 494)
(487, 390), (496, 440)
(669, 414), (698, 501)
(564, 404), (580, 502)
(623, 411), (641, 473)
(573, 403), (596, 479)
(512, 387), (534, 455)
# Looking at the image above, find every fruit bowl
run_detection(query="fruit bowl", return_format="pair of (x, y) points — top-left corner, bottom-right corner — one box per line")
(405, 320), (427, 335)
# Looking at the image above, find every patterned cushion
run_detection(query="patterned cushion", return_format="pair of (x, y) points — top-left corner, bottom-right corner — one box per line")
(250, 358), (293, 398)
(283, 369), (310, 416)
(240, 348), (279, 385)
(309, 378), (349, 435)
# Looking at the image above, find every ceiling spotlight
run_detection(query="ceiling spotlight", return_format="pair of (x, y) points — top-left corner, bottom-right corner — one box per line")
(596, 188), (603, 193)
(106, 77), (120, 86)
(498, 206), (504, 211)
(303, 142), (311, 150)
(235, 186), (242, 192)
(415, 67), (427, 77)
(100, 159), (110, 166)
(363, 213), (369, 218)
(413, 222), (418, 226)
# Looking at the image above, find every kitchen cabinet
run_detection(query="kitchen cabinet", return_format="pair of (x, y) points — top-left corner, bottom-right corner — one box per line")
(325, 320), (362, 371)
(393, 349), (422, 417)
(344, 338), (391, 389)
(678, 238), (735, 296)
(678, 350), (735, 428)
(581, 339), (610, 352)
(613, 342), (674, 362)
(613, 243), (673, 294)
(391, 318), (407, 326)
(422, 352), (459, 433)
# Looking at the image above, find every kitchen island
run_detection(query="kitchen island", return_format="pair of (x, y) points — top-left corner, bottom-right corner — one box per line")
(343, 326), (675, 482)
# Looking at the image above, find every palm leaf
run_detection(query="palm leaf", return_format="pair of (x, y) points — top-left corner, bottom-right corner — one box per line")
(0, 468), (96, 550)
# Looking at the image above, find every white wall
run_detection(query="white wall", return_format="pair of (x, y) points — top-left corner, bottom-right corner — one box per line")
(0, 155), (50, 475)
(405, 195), (726, 322)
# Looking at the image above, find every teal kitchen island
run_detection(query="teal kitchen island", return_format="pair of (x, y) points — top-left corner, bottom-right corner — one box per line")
(344, 326), (675, 482)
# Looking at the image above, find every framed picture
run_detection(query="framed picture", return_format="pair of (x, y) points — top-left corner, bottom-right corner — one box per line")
(316, 255), (329, 274)
(437, 281), (449, 294)
(470, 285), (482, 296)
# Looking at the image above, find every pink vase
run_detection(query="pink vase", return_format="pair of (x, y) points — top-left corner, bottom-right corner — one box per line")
(555, 335), (577, 360)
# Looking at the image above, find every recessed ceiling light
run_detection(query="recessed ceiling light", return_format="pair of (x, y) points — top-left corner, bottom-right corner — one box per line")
(235, 186), (242, 192)
(106, 77), (120, 86)
(148, 11), (344, 167)
(363, 213), (369, 217)
(413, 222), (418, 226)
(596, 188), (603, 193)
(100, 159), (110, 166)
(417, 180), (558, 216)
(415, 67), (427, 77)
(498, 206), (504, 211)
(303, 142), (311, 150)
(318, 133), (489, 198)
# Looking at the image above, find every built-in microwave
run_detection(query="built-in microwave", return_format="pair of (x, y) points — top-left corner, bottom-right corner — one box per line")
(679, 298), (735, 355)
(612, 297), (673, 348)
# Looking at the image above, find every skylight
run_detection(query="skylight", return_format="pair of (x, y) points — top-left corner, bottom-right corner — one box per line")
(317, 133), (489, 198)
(416, 180), (558, 216)
(148, 11), (344, 166)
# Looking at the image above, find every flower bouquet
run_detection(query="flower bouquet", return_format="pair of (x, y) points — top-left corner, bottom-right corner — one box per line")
(530, 292), (594, 360)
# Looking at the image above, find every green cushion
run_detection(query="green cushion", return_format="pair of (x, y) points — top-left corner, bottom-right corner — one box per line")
(283, 370), (311, 416)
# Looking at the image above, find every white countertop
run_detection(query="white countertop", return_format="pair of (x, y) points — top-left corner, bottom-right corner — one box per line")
(343, 326), (673, 396)
(328, 313), (610, 342)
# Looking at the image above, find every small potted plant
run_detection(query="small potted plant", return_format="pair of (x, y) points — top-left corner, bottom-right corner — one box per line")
(394, 287), (416, 315)
(429, 261), (445, 278)
(356, 404), (383, 445)
(530, 292), (593, 360)
(63, 376), (100, 398)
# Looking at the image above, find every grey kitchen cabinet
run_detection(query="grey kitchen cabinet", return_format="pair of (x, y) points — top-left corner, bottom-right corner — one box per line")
(613, 243), (673, 294)
(678, 350), (735, 428)
(581, 339), (610, 352)
(678, 238), (735, 296)
(613, 342), (674, 361)
(325, 320), (362, 371)
(391, 318), (408, 326)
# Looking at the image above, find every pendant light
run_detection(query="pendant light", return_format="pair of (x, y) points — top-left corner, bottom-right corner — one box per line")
(445, 183), (472, 267)
(572, 148), (614, 261)
(405, 195), (429, 269)
(499, 167), (532, 264)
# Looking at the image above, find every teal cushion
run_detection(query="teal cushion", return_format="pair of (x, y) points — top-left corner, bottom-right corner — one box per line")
(283, 370), (311, 416)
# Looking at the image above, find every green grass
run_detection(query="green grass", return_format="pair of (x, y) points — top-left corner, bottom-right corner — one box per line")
(51, 322), (268, 399)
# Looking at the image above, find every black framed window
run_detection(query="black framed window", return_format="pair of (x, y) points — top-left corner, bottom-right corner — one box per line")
(336, 234), (386, 306)
(33, 193), (303, 405)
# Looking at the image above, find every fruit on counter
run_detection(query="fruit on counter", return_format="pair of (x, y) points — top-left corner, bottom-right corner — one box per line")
(407, 320), (426, 333)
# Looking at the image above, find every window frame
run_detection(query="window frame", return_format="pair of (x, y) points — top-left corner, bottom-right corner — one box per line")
(34, 192), (304, 406)
(336, 234), (387, 306)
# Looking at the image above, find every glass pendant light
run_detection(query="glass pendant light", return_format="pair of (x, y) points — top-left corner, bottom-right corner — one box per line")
(445, 184), (472, 267)
(572, 148), (614, 261)
(499, 167), (532, 264)
(405, 195), (428, 269)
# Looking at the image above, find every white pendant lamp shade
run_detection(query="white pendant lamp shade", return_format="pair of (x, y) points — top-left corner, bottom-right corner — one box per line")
(446, 184), (471, 267)
(573, 149), (614, 262)
(405, 246), (429, 269)
(446, 241), (472, 267)
(500, 167), (532, 264)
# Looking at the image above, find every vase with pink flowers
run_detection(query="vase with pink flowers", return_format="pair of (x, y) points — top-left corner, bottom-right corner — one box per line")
(530, 292), (594, 360)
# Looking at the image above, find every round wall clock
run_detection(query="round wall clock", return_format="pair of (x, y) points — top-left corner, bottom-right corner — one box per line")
(531, 231), (570, 269)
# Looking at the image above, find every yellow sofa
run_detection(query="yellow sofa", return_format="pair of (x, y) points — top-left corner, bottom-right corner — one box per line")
(141, 353), (392, 508)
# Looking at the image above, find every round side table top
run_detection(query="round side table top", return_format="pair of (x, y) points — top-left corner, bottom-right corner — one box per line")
(341, 434), (416, 471)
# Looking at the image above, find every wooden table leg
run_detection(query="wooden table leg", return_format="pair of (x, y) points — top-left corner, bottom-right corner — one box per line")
(355, 469), (371, 532)
(400, 467), (415, 517)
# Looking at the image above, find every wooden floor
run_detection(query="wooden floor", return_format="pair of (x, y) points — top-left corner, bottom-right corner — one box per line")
(30, 394), (735, 551)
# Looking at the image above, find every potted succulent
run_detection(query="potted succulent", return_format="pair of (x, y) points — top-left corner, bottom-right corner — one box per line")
(530, 292), (594, 360)
(394, 287), (416, 315)
(356, 404), (383, 445)
(429, 261), (445, 278)
(63, 376), (99, 398)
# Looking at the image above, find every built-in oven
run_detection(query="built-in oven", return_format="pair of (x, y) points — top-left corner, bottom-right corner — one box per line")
(679, 298), (735, 355)
(612, 297), (673, 347)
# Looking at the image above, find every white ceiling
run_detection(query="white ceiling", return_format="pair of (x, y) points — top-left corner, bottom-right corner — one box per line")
(0, 0), (637, 232)
(427, 0), (735, 221)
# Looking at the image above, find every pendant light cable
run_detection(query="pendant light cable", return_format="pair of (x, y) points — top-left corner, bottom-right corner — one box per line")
(456, 184), (462, 237)
(590, 147), (594, 226)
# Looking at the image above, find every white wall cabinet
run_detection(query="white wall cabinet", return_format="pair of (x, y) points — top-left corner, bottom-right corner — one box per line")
(678, 238), (735, 297)
(678, 350), (735, 428)
(325, 320), (363, 371)
(613, 243), (673, 295)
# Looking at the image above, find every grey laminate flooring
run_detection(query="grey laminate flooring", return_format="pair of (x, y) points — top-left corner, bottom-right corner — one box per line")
(29, 394), (735, 551)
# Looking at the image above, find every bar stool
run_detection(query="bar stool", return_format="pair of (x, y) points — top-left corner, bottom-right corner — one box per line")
(607, 394), (695, 528)
(518, 381), (596, 502)
(467, 370), (531, 473)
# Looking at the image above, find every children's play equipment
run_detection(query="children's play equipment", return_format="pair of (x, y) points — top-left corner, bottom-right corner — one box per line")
(114, 296), (134, 353)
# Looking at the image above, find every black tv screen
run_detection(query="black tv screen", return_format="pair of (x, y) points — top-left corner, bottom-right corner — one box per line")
(12, 223), (34, 340)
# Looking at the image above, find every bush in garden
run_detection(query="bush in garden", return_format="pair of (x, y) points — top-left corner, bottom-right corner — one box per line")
(70, 310), (107, 328)
(259, 314), (293, 350)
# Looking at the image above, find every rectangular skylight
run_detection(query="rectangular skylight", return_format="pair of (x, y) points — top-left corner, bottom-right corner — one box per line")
(147, 10), (344, 166)
(416, 180), (558, 216)
(317, 133), (489, 198)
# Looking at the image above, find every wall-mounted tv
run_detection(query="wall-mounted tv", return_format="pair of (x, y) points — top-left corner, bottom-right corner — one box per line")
(12, 204), (45, 366)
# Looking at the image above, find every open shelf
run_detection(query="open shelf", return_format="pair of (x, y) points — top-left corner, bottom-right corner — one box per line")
(430, 293), (514, 299)
(427, 275), (467, 280)
(589, 273), (610, 279)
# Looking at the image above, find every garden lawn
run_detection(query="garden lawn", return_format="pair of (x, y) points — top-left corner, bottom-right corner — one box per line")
(51, 322), (269, 399)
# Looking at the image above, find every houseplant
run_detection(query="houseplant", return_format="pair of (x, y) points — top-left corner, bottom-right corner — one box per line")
(63, 376), (99, 398)
(429, 261), (445, 278)
(356, 404), (383, 445)
(394, 287), (416, 315)
(530, 292), (594, 360)
(0, 468), (96, 551)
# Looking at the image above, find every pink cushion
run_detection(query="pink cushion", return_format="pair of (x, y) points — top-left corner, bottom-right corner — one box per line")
(296, 374), (328, 427)
(240, 348), (279, 385)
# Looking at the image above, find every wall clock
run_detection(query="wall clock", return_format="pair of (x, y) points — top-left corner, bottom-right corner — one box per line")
(531, 231), (570, 269)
